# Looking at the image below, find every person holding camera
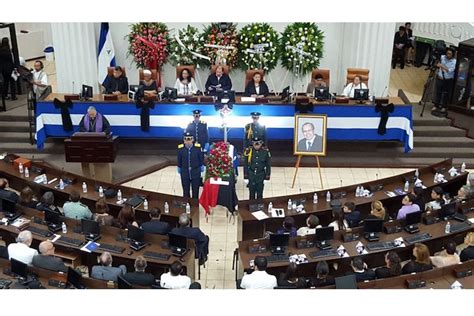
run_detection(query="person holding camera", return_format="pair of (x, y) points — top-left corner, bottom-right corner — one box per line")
(432, 47), (456, 115)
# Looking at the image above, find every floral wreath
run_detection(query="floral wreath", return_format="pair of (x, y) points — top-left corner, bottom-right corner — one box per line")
(127, 22), (170, 69)
(280, 22), (324, 75)
(201, 23), (239, 68)
(169, 25), (206, 66)
(205, 141), (233, 180)
(237, 23), (279, 72)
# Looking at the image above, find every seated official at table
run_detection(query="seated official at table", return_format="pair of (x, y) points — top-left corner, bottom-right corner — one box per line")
(413, 186), (426, 212)
(8, 231), (38, 266)
(309, 261), (335, 287)
(36, 191), (62, 215)
(115, 206), (139, 229)
(140, 69), (158, 97)
(123, 256), (155, 287)
(460, 232), (474, 262)
(103, 66), (129, 95)
(175, 67), (198, 96)
(374, 251), (402, 279)
(171, 213), (209, 262)
(18, 186), (38, 209)
(205, 65), (232, 95)
(396, 193), (420, 220)
(63, 190), (92, 220)
(306, 73), (327, 95)
(91, 252), (127, 282)
(240, 255), (277, 289)
(277, 262), (308, 288)
(455, 185), (472, 203)
(276, 217), (297, 237)
(32, 241), (68, 273)
(244, 72), (269, 97)
(342, 75), (367, 98)
(296, 215), (321, 237)
(0, 178), (19, 203)
(402, 243), (433, 274)
(141, 207), (170, 235)
(430, 240), (460, 268)
(425, 186), (445, 211)
(160, 261), (192, 289)
(366, 200), (388, 221)
(343, 202), (361, 228)
(79, 106), (111, 134)
(92, 198), (115, 226)
(346, 256), (376, 282)
(329, 207), (349, 231)
(297, 122), (323, 152)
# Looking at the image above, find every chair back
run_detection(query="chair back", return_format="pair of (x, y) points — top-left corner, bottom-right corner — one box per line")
(176, 65), (196, 79)
(346, 68), (369, 85)
(310, 69), (330, 87)
(107, 66), (126, 78)
(138, 69), (160, 88)
(244, 69), (265, 88)
(210, 64), (230, 75)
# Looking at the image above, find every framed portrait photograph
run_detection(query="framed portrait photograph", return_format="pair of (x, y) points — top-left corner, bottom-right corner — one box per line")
(293, 114), (327, 156)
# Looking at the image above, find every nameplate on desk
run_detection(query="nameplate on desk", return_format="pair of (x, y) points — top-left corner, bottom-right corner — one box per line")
(64, 94), (80, 101)
(175, 98), (186, 103)
(240, 97), (256, 102)
(210, 178), (229, 186)
(103, 94), (118, 101)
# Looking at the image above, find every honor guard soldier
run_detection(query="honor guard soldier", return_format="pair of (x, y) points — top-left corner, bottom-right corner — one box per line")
(244, 137), (271, 200)
(244, 112), (266, 149)
(178, 132), (204, 199)
(186, 109), (209, 152)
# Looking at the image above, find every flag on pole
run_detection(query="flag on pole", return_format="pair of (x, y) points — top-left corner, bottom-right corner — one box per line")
(97, 22), (116, 86)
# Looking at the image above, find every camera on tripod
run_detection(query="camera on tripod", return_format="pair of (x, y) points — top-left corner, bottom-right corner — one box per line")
(429, 40), (447, 67)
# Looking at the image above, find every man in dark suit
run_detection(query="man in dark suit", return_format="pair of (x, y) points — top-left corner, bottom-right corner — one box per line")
(346, 256), (376, 282)
(32, 241), (68, 273)
(205, 65), (232, 95)
(0, 178), (19, 203)
(91, 252), (127, 282)
(122, 256), (155, 287)
(171, 213), (209, 264)
(141, 207), (170, 235)
(297, 122), (323, 153)
(177, 132), (204, 199)
(103, 66), (129, 94)
(392, 26), (408, 69)
(186, 109), (209, 151)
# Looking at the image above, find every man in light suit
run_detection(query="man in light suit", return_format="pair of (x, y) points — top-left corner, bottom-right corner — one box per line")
(91, 252), (127, 282)
(297, 122), (323, 153)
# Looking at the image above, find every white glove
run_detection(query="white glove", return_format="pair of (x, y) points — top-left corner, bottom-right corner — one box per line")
(244, 179), (249, 185)
(264, 180), (270, 184)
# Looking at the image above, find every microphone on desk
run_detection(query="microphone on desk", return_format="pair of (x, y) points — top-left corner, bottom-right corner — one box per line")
(72, 81), (75, 94)
(340, 179), (343, 187)
(376, 173), (379, 180)
(381, 86), (387, 98)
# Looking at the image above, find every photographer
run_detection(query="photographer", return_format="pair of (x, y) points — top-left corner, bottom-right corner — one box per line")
(432, 47), (456, 115)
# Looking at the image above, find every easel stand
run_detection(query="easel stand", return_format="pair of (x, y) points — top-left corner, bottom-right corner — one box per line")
(291, 155), (324, 189)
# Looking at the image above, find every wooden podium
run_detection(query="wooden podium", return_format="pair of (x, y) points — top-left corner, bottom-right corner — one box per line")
(64, 132), (119, 182)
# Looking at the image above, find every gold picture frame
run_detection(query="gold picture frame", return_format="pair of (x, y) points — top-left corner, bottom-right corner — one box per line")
(293, 114), (327, 156)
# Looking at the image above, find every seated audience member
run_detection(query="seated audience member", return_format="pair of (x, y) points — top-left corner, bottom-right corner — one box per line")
(296, 215), (321, 236)
(0, 178), (19, 203)
(244, 71), (269, 97)
(115, 206), (139, 229)
(425, 186), (445, 211)
(140, 69), (158, 97)
(18, 186), (37, 208)
(430, 240), (460, 268)
(347, 256), (376, 282)
(455, 185), (472, 203)
(175, 67), (198, 96)
(460, 232), (474, 262)
(343, 202), (361, 228)
(7, 231), (38, 265)
(306, 73), (327, 95)
(402, 243), (433, 274)
(375, 251), (402, 279)
(171, 213), (209, 263)
(78, 106), (111, 134)
(240, 256), (277, 289)
(329, 207), (348, 231)
(103, 65), (129, 95)
(93, 198), (115, 226)
(63, 190), (92, 220)
(36, 191), (61, 214)
(189, 282), (202, 289)
(205, 65), (232, 95)
(310, 260), (335, 287)
(276, 217), (297, 237)
(123, 256), (155, 287)
(396, 193), (420, 220)
(32, 241), (67, 273)
(342, 75), (367, 98)
(412, 186), (425, 211)
(91, 252), (127, 282)
(367, 200), (388, 221)
(160, 261), (192, 289)
(277, 262), (307, 288)
(141, 207), (170, 235)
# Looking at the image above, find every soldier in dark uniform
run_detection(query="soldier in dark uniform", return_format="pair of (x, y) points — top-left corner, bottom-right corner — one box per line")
(244, 112), (266, 149)
(177, 132), (204, 199)
(186, 109), (209, 152)
(244, 137), (271, 200)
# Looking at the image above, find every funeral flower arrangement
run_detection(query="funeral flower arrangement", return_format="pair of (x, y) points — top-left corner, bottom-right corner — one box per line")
(237, 23), (279, 72)
(279, 22), (324, 75)
(127, 22), (170, 69)
(169, 25), (206, 66)
(201, 23), (239, 68)
(205, 141), (233, 180)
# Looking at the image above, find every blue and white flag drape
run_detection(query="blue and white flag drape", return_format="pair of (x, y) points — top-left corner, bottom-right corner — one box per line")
(97, 22), (116, 86)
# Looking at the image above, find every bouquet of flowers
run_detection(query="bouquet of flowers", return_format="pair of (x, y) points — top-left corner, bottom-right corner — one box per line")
(127, 22), (170, 69)
(205, 141), (233, 180)
(237, 23), (279, 72)
(201, 23), (239, 68)
(169, 25), (206, 66)
(279, 22), (324, 75)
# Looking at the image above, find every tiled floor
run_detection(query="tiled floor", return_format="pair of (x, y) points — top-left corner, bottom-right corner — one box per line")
(123, 166), (414, 288)
(388, 65), (430, 102)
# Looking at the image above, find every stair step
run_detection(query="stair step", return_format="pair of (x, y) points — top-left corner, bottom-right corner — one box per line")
(0, 115), (29, 122)
(413, 118), (451, 126)
(0, 142), (63, 154)
(414, 137), (474, 147)
(414, 126), (466, 137)
(0, 132), (32, 143)
(0, 121), (31, 132)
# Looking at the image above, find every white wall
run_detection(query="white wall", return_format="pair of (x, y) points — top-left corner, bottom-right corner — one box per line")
(394, 22), (474, 46)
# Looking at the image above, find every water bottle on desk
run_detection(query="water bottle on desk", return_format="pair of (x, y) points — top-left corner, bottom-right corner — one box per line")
(313, 193), (318, 204)
(404, 180), (409, 192)
(326, 191), (331, 202)
(19, 162), (24, 174)
(99, 186), (104, 197)
(144, 199), (149, 210)
(82, 182), (87, 193)
(461, 162), (466, 173)
(445, 222), (451, 234)
(43, 174), (48, 184)
(117, 189), (122, 202)
(185, 202), (190, 214)
(24, 167), (29, 178)
(164, 202), (169, 214)
(287, 199), (292, 210)
(415, 169), (419, 179)
(59, 179), (65, 190)
(355, 186), (360, 197)
(268, 202), (273, 213)
(61, 222), (67, 234)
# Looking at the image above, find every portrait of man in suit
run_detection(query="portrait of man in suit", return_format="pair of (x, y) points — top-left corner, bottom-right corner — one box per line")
(294, 115), (327, 156)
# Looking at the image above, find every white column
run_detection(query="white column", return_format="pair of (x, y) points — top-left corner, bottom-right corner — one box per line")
(51, 23), (98, 93)
(338, 22), (395, 97)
